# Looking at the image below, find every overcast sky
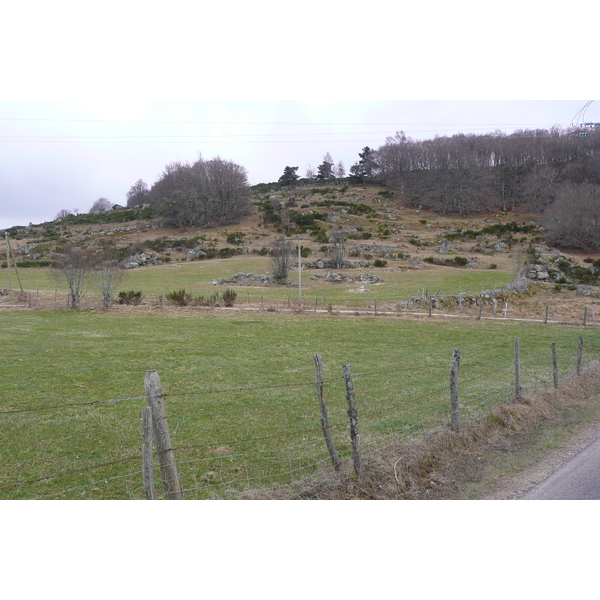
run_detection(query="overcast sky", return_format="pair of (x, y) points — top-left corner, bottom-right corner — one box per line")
(2, 99), (596, 231)
(1, 2), (596, 231)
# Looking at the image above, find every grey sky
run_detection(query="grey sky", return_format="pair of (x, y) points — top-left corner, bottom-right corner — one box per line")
(1, 100), (596, 230)
(0, 2), (595, 230)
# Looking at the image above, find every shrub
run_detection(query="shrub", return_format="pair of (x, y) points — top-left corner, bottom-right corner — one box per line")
(222, 289), (237, 307)
(118, 290), (143, 305)
(489, 263), (498, 269)
(166, 289), (192, 306)
(226, 232), (245, 245)
(373, 259), (387, 267)
(300, 246), (310, 258)
(453, 256), (469, 267)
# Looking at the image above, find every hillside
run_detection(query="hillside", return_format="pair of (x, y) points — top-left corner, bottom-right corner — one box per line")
(2, 182), (600, 320)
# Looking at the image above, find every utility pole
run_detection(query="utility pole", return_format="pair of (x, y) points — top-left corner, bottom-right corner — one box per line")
(297, 234), (302, 308)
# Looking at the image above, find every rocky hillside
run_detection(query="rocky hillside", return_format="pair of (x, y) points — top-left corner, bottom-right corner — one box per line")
(2, 183), (600, 292)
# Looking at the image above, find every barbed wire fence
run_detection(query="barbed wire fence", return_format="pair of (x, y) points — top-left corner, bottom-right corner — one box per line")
(1, 333), (599, 500)
(2, 285), (599, 327)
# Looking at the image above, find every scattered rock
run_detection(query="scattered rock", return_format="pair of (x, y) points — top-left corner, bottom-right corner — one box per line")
(438, 240), (452, 255)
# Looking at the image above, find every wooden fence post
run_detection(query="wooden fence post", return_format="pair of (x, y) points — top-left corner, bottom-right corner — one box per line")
(477, 302), (483, 320)
(583, 306), (588, 327)
(144, 370), (184, 499)
(514, 337), (522, 403)
(142, 406), (156, 500)
(342, 364), (362, 479)
(577, 336), (584, 376)
(450, 349), (460, 432)
(544, 305), (549, 324)
(428, 296), (432, 318)
(313, 354), (341, 472)
(552, 342), (559, 389)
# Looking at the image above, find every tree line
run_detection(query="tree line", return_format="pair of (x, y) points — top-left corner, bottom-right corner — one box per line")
(277, 126), (600, 250)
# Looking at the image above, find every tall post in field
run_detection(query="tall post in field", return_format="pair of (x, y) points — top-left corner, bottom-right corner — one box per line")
(343, 364), (362, 479)
(144, 370), (183, 499)
(514, 337), (522, 403)
(552, 342), (559, 389)
(313, 354), (341, 472)
(142, 407), (156, 500)
(577, 336), (584, 376)
(450, 349), (461, 432)
(297, 234), (302, 309)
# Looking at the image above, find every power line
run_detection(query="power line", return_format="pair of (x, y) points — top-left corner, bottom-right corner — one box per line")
(0, 116), (563, 126)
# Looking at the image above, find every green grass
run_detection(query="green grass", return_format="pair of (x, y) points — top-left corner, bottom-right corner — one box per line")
(2, 258), (513, 309)
(1, 308), (598, 499)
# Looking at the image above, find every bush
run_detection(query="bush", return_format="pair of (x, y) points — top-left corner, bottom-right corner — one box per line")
(226, 232), (245, 245)
(118, 290), (143, 305)
(222, 289), (237, 307)
(166, 289), (192, 306)
(453, 256), (469, 267)
(489, 263), (498, 269)
(373, 259), (387, 267)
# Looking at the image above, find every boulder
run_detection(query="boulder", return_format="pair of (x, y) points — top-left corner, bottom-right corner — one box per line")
(359, 273), (379, 284)
(325, 271), (343, 282)
(438, 240), (452, 255)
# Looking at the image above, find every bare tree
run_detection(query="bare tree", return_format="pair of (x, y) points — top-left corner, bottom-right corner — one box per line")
(55, 209), (73, 221)
(329, 225), (346, 269)
(149, 156), (249, 227)
(126, 179), (150, 207)
(89, 198), (113, 214)
(50, 246), (97, 308)
(334, 161), (346, 180)
(270, 237), (293, 283)
(95, 248), (127, 309)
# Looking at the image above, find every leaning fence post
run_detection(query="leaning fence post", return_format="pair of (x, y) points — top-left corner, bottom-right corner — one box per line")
(142, 406), (156, 500)
(313, 354), (341, 472)
(514, 337), (522, 403)
(577, 336), (584, 376)
(450, 349), (460, 432)
(342, 364), (362, 479)
(144, 370), (184, 499)
(552, 342), (559, 389)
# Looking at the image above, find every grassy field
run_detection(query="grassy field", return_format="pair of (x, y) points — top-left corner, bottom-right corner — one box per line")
(1, 306), (598, 499)
(2, 257), (513, 310)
